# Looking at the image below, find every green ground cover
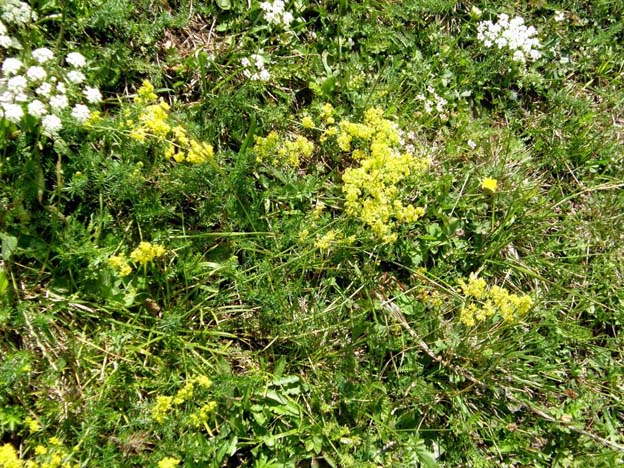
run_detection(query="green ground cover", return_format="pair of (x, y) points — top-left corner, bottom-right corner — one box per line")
(1, 0), (623, 466)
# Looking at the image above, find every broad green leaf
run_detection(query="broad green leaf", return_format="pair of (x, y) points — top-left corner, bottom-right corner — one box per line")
(0, 233), (17, 261)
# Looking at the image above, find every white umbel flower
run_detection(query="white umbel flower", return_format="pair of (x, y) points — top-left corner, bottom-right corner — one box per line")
(7, 75), (27, 92)
(0, 35), (12, 49)
(2, 57), (23, 75)
(66, 52), (86, 68)
(2, 0), (35, 25)
(258, 69), (271, 82)
(1, 103), (23, 122)
(27, 99), (47, 117)
(67, 70), (86, 84)
(83, 86), (102, 103)
(35, 82), (53, 97)
(32, 47), (54, 64)
(41, 114), (62, 135)
(477, 14), (541, 63)
(71, 104), (90, 122)
(26, 65), (47, 81)
(49, 94), (69, 112)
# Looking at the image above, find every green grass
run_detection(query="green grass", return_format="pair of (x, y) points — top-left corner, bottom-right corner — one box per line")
(1, 1), (624, 467)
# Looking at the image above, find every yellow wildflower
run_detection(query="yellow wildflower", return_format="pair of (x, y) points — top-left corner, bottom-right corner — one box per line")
(481, 177), (498, 192)
(157, 457), (180, 468)
(24, 416), (41, 433)
(301, 115), (315, 129)
(189, 401), (217, 427)
(108, 254), (132, 277)
(129, 242), (166, 266)
(134, 80), (158, 105)
(458, 274), (533, 326)
(193, 376), (212, 388)
(459, 273), (487, 299)
(84, 110), (102, 128)
(460, 304), (478, 327)
(320, 103), (335, 123)
(315, 230), (337, 250)
(254, 132), (313, 168)
(152, 395), (173, 423)
(48, 438), (62, 447)
(186, 140), (214, 164)
(35, 445), (47, 456)
(173, 382), (195, 405)
(0, 443), (21, 468)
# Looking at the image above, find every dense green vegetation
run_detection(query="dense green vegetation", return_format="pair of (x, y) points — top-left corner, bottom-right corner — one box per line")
(1, 0), (623, 466)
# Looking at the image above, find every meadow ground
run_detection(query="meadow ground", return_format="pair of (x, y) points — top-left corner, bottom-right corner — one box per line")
(1, 1), (623, 466)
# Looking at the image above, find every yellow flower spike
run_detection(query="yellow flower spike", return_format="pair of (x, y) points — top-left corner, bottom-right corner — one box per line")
(84, 110), (102, 129)
(481, 177), (498, 192)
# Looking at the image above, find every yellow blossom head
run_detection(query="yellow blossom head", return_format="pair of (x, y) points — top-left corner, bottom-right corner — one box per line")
(481, 177), (498, 192)
(129, 242), (166, 266)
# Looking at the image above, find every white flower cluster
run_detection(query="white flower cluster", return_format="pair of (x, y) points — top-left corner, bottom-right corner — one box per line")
(241, 54), (270, 82)
(416, 86), (448, 114)
(0, 20), (13, 49)
(0, 49), (102, 136)
(477, 14), (541, 63)
(1, 0), (37, 50)
(259, 1), (294, 27)
(1, 0), (36, 27)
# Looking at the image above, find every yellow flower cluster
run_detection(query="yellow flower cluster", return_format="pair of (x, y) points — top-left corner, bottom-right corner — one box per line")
(128, 80), (214, 164)
(0, 438), (77, 468)
(129, 241), (166, 266)
(300, 115), (315, 129)
(108, 254), (132, 277)
(157, 458), (180, 468)
(335, 107), (429, 243)
(163, 126), (214, 164)
(458, 273), (533, 326)
(24, 417), (41, 433)
(189, 401), (217, 427)
(0, 444), (20, 468)
(314, 229), (337, 250)
(108, 241), (166, 277)
(320, 103), (335, 125)
(134, 79), (158, 105)
(151, 376), (214, 425)
(253, 131), (314, 167)
(151, 395), (174, 424)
